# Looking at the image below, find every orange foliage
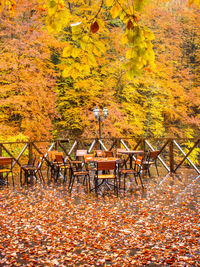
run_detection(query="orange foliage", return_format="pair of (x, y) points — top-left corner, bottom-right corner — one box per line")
(0, 0), (58, 140)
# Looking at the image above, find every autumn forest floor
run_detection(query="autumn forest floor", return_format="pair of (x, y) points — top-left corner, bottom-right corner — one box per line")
(0, 168), (200, 266)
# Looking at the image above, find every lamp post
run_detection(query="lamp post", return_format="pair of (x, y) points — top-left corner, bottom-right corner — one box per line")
(93, 107), (108, 139)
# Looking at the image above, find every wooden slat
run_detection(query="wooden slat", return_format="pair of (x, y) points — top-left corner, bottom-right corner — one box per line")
(173, 140), (200, 174)
(0, 144), (20, 167)
(174, 139), (200, 172)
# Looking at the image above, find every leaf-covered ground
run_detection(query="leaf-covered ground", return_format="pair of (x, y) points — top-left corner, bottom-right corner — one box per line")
(0, 171), (200, 266)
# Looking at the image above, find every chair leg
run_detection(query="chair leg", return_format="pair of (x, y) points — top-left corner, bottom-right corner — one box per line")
(94, 177), (98, 195)
(63, 168), (67, 183)
(20, 168), (23, 187)
(69, 175), (75, 193)
(114, 178), (118, 197)
(118, 173), (121, 190)
(138, 173), (144, 188)
(147, 167), (151, 178)
(155, 162), (159, 176)
(134, 174), (138, 185)
(38, 170), (45, 185)
(87, 175), (91, 193)
(11, 172), (14, 188)
(6, 173), (8, 187)
(124, 174), (126, 191)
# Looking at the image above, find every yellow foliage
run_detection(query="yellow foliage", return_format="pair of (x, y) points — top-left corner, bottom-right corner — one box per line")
(110, 2), (122, 19)
(105, 0), (114, 7)
(188, 0), (200, 7)
(71, 47), (81, 58)
(62, 45), (72, 57)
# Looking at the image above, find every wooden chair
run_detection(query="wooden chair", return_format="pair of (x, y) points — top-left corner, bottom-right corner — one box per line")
(47, 150), (61, 181)
(105, 151), (114, 157)
(142, 150), (160, 177)
(54, 154), (71, 183)
(95, 150), (103, 157)
(70, 149), (88, 171)
(0, 157), (14, 187)
(20, 155), (45, 186)
(119, 155), (144, 190)
(68, 155), (90, 193)
(94, 161), (118, 196)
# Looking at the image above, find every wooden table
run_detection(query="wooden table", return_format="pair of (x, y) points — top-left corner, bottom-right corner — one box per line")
(118, 150), (144, 169)
(90, 157), (121, 163)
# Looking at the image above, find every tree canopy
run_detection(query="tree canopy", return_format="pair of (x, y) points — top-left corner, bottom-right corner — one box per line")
(0, 0), (199, 140)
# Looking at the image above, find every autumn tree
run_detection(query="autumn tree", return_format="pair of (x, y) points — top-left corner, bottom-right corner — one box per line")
(0, 0), (58, 140)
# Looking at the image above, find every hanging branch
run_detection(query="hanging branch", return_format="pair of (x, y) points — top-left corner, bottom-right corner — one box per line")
(89, 0), (104, 22)
(115, 0), (138, 23)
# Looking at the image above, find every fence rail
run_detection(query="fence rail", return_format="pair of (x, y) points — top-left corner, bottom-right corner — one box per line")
(0, 137), (199, 175)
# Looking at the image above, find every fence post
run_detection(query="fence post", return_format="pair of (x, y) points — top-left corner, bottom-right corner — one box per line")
(169, 138), (174, 173)
(29, 142), (33, 164)
(55, 141), (59, 151)
(116, 138), (120, 148)
(141, 138), (145, 152)
(0, 144), (2, 180)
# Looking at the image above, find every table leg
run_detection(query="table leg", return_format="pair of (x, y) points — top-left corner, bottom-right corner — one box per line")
(130, 155), (133, 169)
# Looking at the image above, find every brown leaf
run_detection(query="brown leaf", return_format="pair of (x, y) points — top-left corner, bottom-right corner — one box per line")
(133, 15), (138, 22)
(90, 21), (99, 33)
(127, 20), (133, 30)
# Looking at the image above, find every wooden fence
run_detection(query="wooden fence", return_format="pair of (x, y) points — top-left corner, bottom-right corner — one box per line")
(0, 137), (199, 175)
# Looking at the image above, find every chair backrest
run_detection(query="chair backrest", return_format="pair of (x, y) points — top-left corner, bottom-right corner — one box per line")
(48, 151), (62, 161)
(95, 150), (103, 157)
(84, 154), (94, 163)
(36, 155), (45, 169)
(105, 151), (113, 157)
(55, 154), (64, 164)
(97, 161), (116, 171)
(76, 150), (87, 157)
(0, 157), (12, 167)
(0, 157), (12, 172)
(135, 155), (143, 166)
(134, 155), (143, 172)
(149, 150), (160, 161)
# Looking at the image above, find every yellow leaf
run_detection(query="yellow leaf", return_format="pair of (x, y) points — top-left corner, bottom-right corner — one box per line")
(80, 40), (87, 50)
(110, 3), (121, 19)
(121, 34), (128, 44)
(48, 6), (56, 16)
(88, 53), (97, 66)
(126, 49), (137, 59)
(106, 0), (114, 7)
(93, 46), (101, 57)
(63, 45), (72, 57)
(71, 22), (82, 34)
(71, 47), (81, 58)
(95, 41), (106, 54)
(62, 67), (70, 77)
(144, 29), (155, 41)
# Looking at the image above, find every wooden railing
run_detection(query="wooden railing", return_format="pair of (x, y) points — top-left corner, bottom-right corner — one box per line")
(0, 137), (199, 175)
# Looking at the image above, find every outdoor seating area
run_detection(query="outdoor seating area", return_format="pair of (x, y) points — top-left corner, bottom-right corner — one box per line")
(0, 145), (162, 196)
(0, 136), (199, 196)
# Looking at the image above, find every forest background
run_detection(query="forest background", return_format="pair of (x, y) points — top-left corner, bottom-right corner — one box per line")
(0, 0), (199, 142)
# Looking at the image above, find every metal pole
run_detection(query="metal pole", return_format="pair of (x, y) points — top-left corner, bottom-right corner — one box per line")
(98, 116), (101, 139)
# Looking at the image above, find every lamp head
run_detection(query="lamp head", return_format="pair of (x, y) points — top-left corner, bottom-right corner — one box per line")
(93, 106), (99, 119)
(103, 107), (108, 118)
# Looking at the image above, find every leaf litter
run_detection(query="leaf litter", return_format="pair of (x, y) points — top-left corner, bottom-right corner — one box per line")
(0, 171), (200, 266)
